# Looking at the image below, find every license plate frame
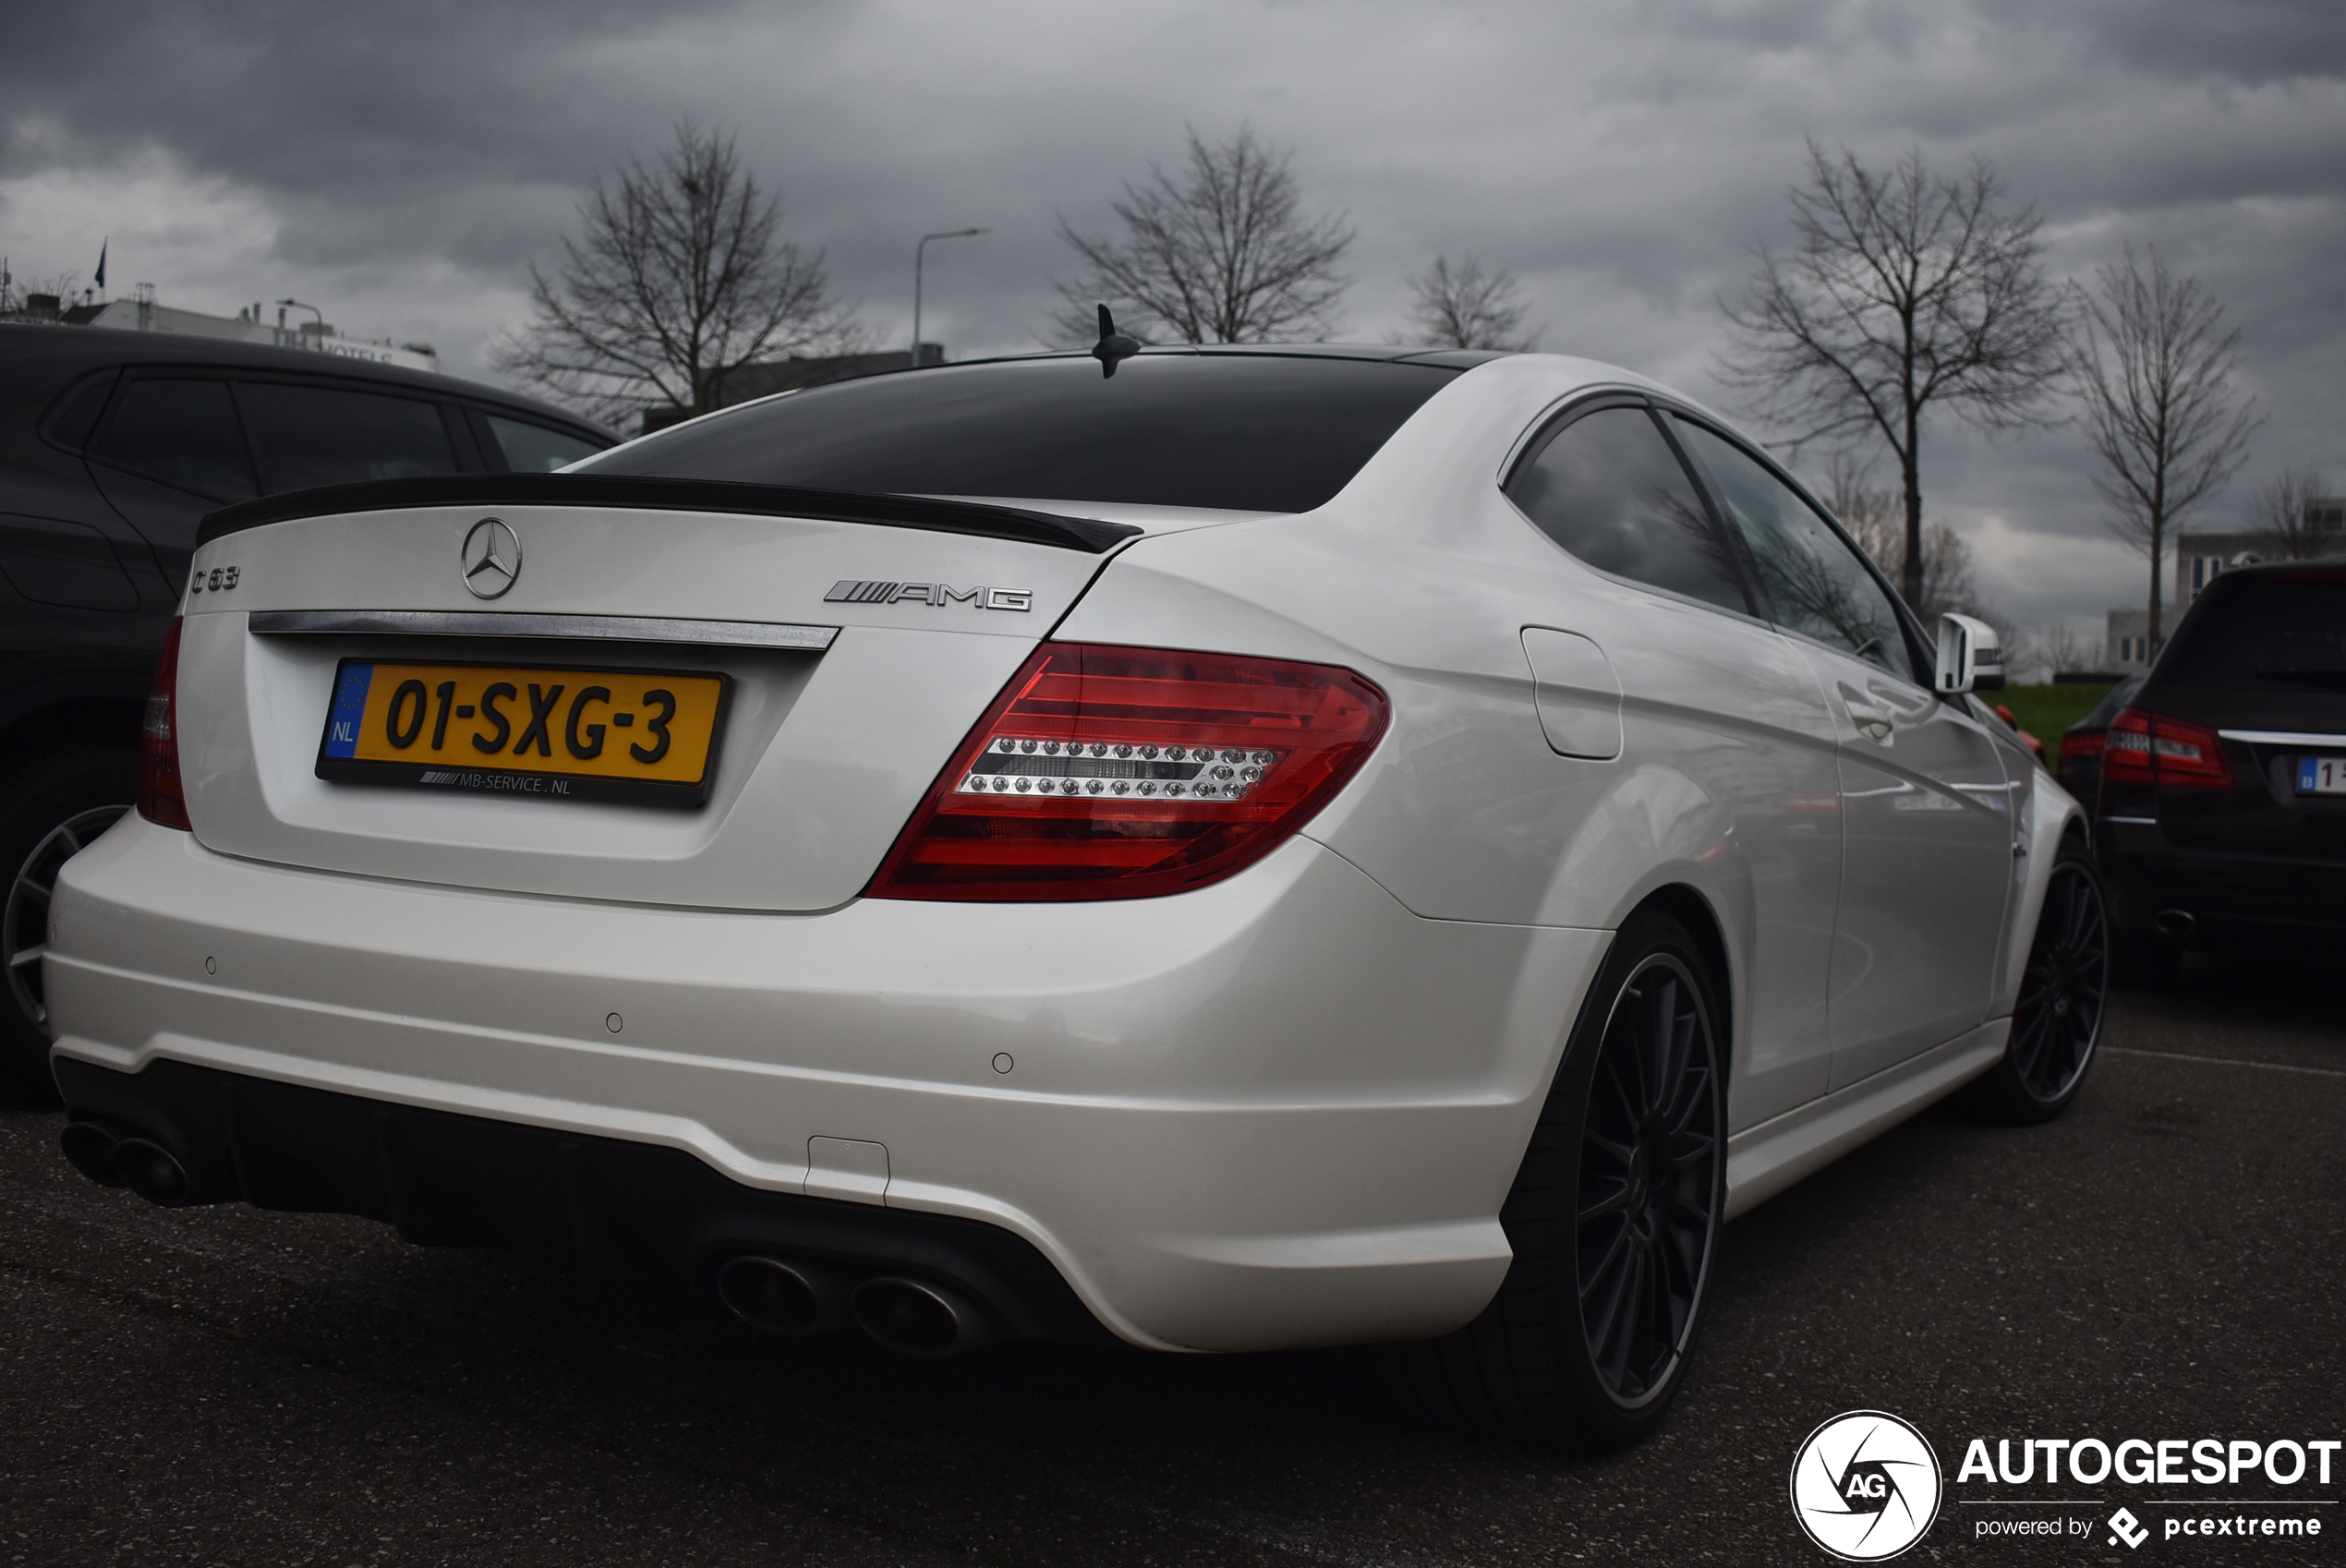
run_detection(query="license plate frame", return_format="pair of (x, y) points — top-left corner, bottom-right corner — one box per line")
(314, 657), (732, 809)
(2296, 754), (2346, 796)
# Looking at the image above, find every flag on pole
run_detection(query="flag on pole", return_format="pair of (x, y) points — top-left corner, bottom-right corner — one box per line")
(94, 239), (107, 291)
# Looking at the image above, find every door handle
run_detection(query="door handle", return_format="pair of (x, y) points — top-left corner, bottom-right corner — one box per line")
(1844, 704), (1894, 742)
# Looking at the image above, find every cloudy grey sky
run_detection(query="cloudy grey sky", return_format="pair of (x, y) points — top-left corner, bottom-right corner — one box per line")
(6, 0), (2343, 641)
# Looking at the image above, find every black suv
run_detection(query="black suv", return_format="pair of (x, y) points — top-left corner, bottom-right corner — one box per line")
(2095, 561), (2346, 977)
(2, 324), (612, 1081)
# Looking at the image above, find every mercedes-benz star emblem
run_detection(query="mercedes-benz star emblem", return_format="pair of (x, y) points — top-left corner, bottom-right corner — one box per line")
(460, 517), (522, 599)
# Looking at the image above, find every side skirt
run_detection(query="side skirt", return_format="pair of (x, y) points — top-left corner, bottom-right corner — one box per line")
(1723, 1019), (2008, 1221)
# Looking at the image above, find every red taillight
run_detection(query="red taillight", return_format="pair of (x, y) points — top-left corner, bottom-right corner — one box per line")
(2101, 706), (2231, 790)
(137, 618), (190, 829)
(2059, 729), (2107, 771)
(869, 642), (1389, 900)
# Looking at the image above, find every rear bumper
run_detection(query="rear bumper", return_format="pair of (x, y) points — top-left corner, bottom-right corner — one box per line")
(54, 1054), (1112, 1345)
(2097, 816), (2346, 946)
(46, 814), (1606, 1352)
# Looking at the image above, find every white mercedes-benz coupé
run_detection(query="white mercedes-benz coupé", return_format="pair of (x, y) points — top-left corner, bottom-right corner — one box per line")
(42, 341), (2109, 1449)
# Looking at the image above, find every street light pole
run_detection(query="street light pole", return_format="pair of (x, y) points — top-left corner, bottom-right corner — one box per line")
(912, 228), (987, 368)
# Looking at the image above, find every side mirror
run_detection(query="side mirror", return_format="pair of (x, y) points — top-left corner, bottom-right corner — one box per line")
(1936, 613), (2005, 694)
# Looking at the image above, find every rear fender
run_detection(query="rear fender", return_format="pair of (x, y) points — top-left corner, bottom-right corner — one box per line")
(1994, 766), (2086, 1016)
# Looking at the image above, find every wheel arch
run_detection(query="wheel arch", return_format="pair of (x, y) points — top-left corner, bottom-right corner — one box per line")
(0, 694), (144, 761)
(1626, 882), (1734, 1099)
(0, 649), (151, 761)
(1994, 774), (2091, 1018)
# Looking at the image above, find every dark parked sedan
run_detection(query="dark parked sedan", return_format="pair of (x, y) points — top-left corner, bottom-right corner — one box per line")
(2095, 563), (2346, 978)
(1, 324), (611, 1083)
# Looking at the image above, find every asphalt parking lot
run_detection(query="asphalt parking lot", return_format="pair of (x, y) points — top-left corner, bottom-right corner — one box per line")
(3, 956), (2340, 1568)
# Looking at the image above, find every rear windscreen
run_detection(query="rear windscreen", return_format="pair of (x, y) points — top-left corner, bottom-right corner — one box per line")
(577, 354), (1458, 513)
(2079, 671), (2145, 728)
(2159, 573), (2346, 691)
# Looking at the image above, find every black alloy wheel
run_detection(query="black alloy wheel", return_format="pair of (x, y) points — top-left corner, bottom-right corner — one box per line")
(1968, 844), (2108, 1122)
(1377, 907), (1725, 1451)
(1576, 950), (1722, 1406)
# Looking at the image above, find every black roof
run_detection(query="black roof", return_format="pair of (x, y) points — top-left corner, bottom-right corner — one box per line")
(923, 343), (1512, 372)
(0, 322), (613, 441)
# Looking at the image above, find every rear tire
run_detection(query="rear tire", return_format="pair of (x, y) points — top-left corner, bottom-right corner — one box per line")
(0, 744), (135, 1093)
(1380, 908), (1725, 1451)
(1967, 844), (2109, 1124)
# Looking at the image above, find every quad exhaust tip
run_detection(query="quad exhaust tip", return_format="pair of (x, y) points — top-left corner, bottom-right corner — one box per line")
(715, 1254), (839, 1337)
(59, 1120), (129, 1188)
(715, 1256), (995, 1357)
(59, 1119), (194, 1206)
(850, 1275), (995, 1357)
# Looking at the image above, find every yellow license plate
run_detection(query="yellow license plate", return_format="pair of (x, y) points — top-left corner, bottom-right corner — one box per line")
(316, 658), (730, 807)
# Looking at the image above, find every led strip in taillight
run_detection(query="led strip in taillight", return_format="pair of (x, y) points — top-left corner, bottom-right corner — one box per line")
(957, 736), (1282, 800)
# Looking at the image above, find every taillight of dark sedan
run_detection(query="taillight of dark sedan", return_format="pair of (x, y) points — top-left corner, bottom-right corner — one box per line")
(2057, 672), (2145, 810)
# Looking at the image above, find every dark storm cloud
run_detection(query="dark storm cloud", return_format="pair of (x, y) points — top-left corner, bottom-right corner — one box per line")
(0, 0), (758, 181)
(0, 0), (788, 269)
(2020, 0), (2346, 86)
(6, 0), (2344, 635)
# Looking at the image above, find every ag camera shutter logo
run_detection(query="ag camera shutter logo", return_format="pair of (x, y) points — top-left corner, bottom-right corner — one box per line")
(1790, 1410), (1943, 1561)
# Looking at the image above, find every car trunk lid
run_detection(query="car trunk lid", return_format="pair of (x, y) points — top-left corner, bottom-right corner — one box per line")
(174, 487), (1132, 911)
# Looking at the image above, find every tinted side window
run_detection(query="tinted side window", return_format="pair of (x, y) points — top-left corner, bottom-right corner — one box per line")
(239, 382), (459, 492)
(1504, 404), (1750, 614)
(1673, 418), (1916, 682)
(486, 415), (601, 473)
(89, 379), (258, 502)
(43, 370), (118, 452)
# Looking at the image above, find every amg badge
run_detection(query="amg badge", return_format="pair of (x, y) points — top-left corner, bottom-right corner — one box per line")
(826, 580), (1033, 611)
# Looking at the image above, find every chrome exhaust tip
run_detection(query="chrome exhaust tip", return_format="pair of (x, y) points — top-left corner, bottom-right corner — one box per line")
(111, 1137), (193, 1207)
(849, 1275), (995, 1357)
(59, 1119), (128, 1188)
(2154, 909), (2196, 938)
(715, 1255), (841, 1336)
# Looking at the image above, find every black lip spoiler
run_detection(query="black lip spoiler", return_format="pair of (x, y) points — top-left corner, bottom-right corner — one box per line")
(195, 474), (1145, 554)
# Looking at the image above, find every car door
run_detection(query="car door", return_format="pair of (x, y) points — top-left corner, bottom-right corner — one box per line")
(82, 374), (261, 593)
(1503, 399), (1844, 1126)
(84, 371), (471, 593)
(1670, 417), (2014, 1088)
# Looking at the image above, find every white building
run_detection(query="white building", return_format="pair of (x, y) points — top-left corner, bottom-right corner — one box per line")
(2171, 502), (2345, 607)
(2100, 498), (2345, 669)
(2104, 609), (2153, 671)
(43, 285), (441, 374)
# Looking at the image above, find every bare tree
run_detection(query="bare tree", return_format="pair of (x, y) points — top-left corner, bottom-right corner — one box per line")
(1407, 256), (1538, 350)
(1721, 141), (2068, 608)
(494, 121), (857, 426)
(0, 266), (80, 315)
(1991, 617), (2038, 685)
(2243, 466), (2331, 560)
(1054, 125), (1353, 344)
(2067, 245), (2259, 650)
(2034, 622), (2096, 681)
(1822, 455), (1982, 622)
(1823, 454), (1901, 561)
